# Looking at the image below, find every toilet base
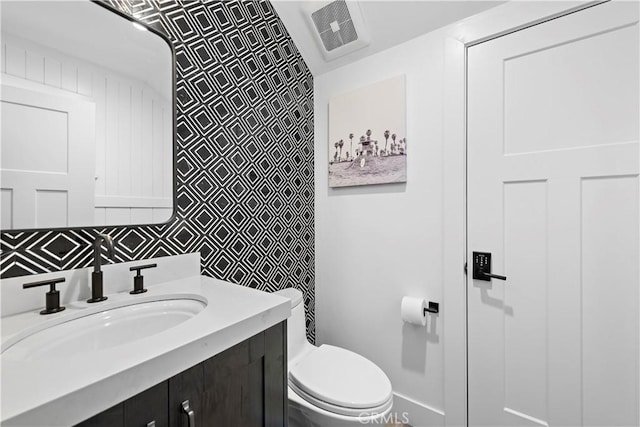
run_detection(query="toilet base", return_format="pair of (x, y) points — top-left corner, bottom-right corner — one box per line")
(288, 386), (393, 427)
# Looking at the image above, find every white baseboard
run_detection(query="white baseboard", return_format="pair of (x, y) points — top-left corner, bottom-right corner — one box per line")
(392, 391), (445, 427)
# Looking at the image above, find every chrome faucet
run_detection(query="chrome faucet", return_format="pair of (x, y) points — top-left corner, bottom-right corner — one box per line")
(88, 234), (114, 303)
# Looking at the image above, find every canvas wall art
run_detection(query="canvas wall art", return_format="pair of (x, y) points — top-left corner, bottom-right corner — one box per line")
(328, 75), (407, 188)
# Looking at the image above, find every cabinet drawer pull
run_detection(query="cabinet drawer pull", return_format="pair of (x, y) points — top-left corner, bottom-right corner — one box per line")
(146, 422), (156, 427)
(182, 400), (195, 427)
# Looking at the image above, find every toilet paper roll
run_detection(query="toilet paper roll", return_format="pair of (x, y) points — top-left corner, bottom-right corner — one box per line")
(401, 296), (427, 326)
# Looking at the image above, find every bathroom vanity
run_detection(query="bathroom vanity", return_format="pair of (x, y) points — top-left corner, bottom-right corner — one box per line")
(77, 321), (286, 427)
(1, 265), (291, 426)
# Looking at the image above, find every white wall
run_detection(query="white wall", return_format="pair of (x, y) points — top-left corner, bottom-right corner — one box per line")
(315, 28), (449, 425)
(314, 2), (590, 425)
(1, 34), (172, 226)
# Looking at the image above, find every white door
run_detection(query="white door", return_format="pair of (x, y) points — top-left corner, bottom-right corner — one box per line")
(1, 83), (95, 229)
(468, 2), (639, 426)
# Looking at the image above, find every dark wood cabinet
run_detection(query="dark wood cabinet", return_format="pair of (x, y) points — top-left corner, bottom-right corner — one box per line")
(76, 322), (286, 427)
(124, 382), (169, 427)
(76, 403), (124, 427)
(202, 329), (266, 426)
(263, 322), (287, 426)
(168, 363), (204, 427)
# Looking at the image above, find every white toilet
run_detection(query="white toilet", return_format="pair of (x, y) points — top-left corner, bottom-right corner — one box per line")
(274, 288), (393, 427)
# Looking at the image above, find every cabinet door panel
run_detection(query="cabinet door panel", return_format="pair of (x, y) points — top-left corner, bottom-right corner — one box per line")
(264, 322), (287, 427)
(169, 363), (204, 427)
(206, 332), (265, 379)
(124, 381), (169, 427)
(203, 332), (267, 427)
(246, 357), (267, 426)
(75, 403), (124, 427)
(202, 359), (264, 427)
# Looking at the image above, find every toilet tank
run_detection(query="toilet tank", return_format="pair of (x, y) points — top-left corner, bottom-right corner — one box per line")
(273, 288), (312, 361)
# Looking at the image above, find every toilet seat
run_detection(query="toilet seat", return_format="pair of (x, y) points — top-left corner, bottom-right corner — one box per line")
(288, 344), (393, 417)
(289, 382), (393, 417)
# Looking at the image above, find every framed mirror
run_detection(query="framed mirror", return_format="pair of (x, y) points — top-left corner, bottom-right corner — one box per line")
(0, 0), (175, 231)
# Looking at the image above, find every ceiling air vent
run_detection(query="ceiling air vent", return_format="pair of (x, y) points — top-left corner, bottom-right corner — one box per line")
(305, 0), (370, 61)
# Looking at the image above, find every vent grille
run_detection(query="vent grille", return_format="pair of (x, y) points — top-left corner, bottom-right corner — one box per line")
(311, 0), (358, 52)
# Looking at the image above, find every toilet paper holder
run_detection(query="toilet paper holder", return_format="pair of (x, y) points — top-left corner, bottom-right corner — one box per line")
(424, 301), (439, 315)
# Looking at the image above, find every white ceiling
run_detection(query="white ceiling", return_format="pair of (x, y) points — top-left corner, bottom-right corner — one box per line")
(271, 0), (505, 76)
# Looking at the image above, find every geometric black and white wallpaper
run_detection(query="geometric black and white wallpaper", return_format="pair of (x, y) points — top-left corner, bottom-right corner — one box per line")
(0, 0), (316, 341)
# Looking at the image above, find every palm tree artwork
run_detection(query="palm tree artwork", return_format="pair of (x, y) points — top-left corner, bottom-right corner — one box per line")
(349, 133), (354, 159)
(327, 75), (407, 187)
(384, 130), (390, 155)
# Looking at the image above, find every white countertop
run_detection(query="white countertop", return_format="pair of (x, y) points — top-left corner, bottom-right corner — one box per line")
(1, 275), (291, 426)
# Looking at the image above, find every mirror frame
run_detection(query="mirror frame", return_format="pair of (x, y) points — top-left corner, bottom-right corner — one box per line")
(0, 0), (177, 233)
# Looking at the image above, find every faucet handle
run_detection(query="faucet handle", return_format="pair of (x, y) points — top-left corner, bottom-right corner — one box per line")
(23, 277), (66, 315)
(129, 263), (157, 295)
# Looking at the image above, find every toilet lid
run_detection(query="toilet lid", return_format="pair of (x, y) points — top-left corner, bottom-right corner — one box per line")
(289, 345), (392, 412)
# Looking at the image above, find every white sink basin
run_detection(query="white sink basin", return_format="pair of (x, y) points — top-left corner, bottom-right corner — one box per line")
(2, 297), (206, 362)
